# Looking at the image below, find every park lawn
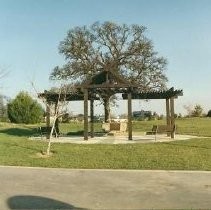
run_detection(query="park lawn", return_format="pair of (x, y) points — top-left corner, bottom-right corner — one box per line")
(0, 118), (211, 170)
(133, 117), (211, 136)
(60, 117), (211, 137)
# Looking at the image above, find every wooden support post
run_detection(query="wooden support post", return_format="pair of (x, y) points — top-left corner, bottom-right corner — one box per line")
(54, 102), (59, 136)
(46, 103), (51, 128)
(170, 97), (175, 138)
(46, 102), (51, 139)
(166, 98), (171, 137)
(128, 92), (132, 140)
(90, 99), (94, 138)
(84, 89), (88, 140)
(104, 97), (110, 123)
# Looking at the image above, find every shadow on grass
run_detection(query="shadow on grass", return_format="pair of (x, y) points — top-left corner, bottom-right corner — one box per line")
(7, 195), (86, 209)
(66, 130), (107, 137)
(66, 130), (84, 136)
(0, 128), (38, 137)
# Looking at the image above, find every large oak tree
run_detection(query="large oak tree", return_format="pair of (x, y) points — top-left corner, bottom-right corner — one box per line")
(50, 21), (168, 121)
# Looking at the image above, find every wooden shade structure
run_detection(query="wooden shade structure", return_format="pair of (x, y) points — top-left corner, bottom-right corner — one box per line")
(122, 87), (183, 138)
(39, 70), (183, 140)
(78, 70), (139, 140)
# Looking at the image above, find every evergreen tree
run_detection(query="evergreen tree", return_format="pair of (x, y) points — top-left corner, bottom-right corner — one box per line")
(7, 91), (44, 124)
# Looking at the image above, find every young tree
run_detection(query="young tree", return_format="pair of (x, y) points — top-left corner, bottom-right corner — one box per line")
(0, 68), (10, 121)
(183, 104), (193, 118)
(192, 104), (203, 117)
(50, 21), (168, 121)
(37, 84), (70, 156)
(7, 91), (44, 124)
(0, 94), (9, 121)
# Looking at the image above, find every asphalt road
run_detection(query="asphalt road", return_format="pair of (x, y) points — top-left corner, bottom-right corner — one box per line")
(0, 166), (211, 209)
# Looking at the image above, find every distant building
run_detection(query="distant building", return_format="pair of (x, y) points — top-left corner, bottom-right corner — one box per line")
(132, 110), (152, 119)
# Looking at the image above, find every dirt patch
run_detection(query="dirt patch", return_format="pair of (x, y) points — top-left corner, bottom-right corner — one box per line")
(35, 151), (53, 158)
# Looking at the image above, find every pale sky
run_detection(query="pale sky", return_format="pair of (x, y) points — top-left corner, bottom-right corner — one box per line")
(0, 0), (211, 115)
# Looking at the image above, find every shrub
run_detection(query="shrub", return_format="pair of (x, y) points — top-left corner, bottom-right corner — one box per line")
(62, 113), (70, 123)
(207, 110), (211, 117)
(192, 104), (203, 117)
(7, 91), (44, 124)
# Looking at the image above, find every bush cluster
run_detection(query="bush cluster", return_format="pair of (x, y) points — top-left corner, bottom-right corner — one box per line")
(7, 92), (44, 124)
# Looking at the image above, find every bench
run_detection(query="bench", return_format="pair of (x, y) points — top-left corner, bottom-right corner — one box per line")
(38, 126), (59, 139)
(146, 125), (176, 140)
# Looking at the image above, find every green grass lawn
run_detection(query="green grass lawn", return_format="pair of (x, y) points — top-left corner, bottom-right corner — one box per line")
(59, 117), (211, 137)
(133, 117), (211, 136)
(0, 118), (211, 170)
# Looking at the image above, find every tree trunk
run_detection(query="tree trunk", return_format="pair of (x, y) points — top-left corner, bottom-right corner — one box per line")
(55, 118), (59, 137)
(103, 97), (110, 123)
(46, 117), (56, 156)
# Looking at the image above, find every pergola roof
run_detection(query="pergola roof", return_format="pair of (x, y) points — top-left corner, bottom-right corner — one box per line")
(79, 69), (139, 89)
(39, 70), (183, 102)
(122, 88), (183, 100)
(38, 91), (100, 102)
(39, 87), (183, 102)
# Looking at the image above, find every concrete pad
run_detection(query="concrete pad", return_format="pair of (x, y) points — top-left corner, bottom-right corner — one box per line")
(30, 134), (201, 144)
(0, 166), (211, 209)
